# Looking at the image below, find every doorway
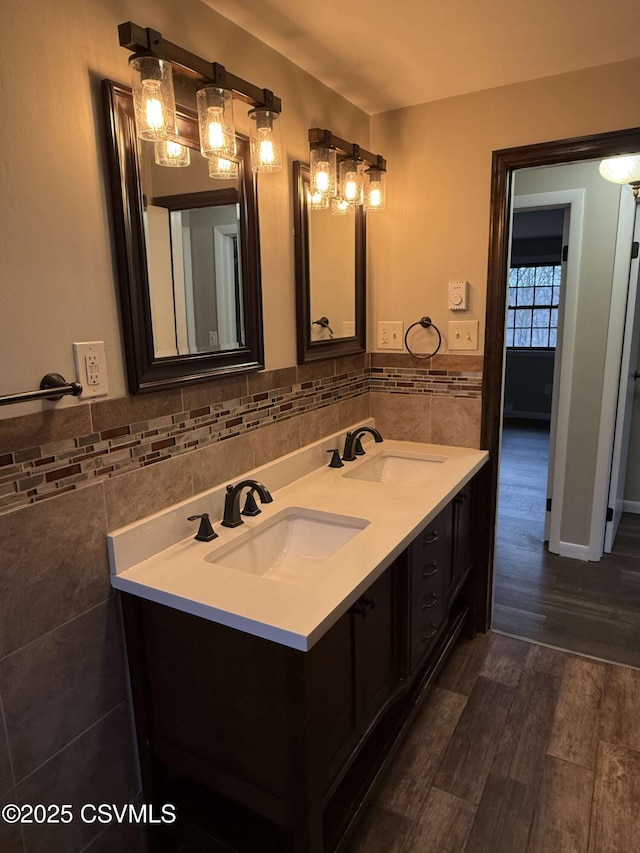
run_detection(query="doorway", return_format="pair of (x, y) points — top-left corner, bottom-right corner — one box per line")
(477, 127), (640, 667)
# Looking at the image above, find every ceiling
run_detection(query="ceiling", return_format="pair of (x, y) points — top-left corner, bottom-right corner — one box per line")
(202, 0), (640, 114)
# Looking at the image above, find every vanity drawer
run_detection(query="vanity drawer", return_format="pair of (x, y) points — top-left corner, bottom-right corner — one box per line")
(409, 564), (446, 671)
(409, 503), (453, 577)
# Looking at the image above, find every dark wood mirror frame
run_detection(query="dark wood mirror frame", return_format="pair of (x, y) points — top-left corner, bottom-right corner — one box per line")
(293, 161), (366, 363)
(102, 79), (264, 394)
(476, 125), (640, 632)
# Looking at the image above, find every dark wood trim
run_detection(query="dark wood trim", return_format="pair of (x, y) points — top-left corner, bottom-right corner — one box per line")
(102, 79), (264, 394)
(479, 125), (640, 631)
(293, 161), (367, 363)
(152, 187), (239, 211)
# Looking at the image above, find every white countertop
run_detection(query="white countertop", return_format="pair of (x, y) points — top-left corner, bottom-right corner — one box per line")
(109, 428), (488, 650)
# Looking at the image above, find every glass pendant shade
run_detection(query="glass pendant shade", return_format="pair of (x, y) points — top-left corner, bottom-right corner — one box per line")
(197, 87), (235, 158)
(599, 155), (640, 186)
(154, 140), (190, 167)
(331, 197), (354, 216)
(249, 109), (282, 172)
(364, 167), (386, 211)
(339, 158), (363, 205)
(310, 147), (337, 197)
(130, 55), (177, 141)
(308, 188), (329, 210)
(208, 156), (239, 180)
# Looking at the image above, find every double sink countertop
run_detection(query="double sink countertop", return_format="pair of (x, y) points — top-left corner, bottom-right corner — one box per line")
(108, 423), (488, 650)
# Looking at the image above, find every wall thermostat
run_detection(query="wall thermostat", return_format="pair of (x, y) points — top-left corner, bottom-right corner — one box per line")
(448, 280), (468, 311)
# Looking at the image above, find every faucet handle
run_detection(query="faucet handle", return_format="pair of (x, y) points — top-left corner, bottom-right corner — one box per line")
(187, 513), (218, 542)
(327, 449), (344, 468)
(241, 489), (262, 517)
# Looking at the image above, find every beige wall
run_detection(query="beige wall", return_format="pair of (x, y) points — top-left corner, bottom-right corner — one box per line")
(0, 0), (369, 419)
(368, 57), (640, 359)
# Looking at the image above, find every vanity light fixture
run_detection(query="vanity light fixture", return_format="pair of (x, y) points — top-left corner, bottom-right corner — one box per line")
(129, 54), (177, 141)
(310, 146), (337, 197)
(248, 108), (282, 172)
(308, 189), (329, 210)
(154, 139), (190, 167)
(308, 128), (386, 213)
(197, 86), (235, 158)
(364, 161), (386, 210)
(331, 197), (355, 215)
(119, 22), (282, 174)
(599, 154), (640, 197)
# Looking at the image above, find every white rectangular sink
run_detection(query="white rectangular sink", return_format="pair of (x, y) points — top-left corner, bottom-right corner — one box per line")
(204, 507), (370, 583)
(342, 450), (447, 484)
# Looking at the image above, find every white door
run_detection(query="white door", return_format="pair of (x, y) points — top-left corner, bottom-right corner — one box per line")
(604, 203), (640, 551)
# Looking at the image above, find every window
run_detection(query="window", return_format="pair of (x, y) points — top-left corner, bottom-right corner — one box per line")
(506, 264), (561, 348)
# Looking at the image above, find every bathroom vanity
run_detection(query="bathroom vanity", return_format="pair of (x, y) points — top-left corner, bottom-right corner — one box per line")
(109, 430), (488, 852)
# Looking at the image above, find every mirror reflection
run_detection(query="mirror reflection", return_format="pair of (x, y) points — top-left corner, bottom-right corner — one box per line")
(307, 204), (356, 341)
(139, 148), (244, 357)
(102, 80), (264, 394)
(294, 162), (366, 363)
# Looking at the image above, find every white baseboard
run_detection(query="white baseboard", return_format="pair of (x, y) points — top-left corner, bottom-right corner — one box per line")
(622, 500), (640, 514)
(556, 541), (591, 562)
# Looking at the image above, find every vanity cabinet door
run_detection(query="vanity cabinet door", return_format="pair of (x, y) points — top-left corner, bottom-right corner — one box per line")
(308, 562), (399, 791)
(353, 565), (398, 731)
(452, 482), (474, 596)
(407, 502), (453, 673)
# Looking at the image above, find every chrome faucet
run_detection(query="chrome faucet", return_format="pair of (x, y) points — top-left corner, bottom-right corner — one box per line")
(221, 479), (273, 528)
(342, 426), (383, 462)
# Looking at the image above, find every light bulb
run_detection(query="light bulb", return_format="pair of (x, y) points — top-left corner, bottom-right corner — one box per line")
(259, 138), (275, 166)
(209, 156), (239, 180)
(331, 197), (354, 215)
(308, 189), (329, 209)
(206, 108), (226, 151)
(154, 139), (190, 167)
(315, 166), (330, 193)
(143, 81), (165, 131)
(344, 176), (359, 201)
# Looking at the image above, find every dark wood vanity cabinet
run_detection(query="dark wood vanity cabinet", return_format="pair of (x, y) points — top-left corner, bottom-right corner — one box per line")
(122, 475), (479, 853)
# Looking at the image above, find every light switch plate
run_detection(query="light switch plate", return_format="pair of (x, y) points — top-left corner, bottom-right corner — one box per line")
(73, 341), (109, 398)
(448, 320), (479, 351)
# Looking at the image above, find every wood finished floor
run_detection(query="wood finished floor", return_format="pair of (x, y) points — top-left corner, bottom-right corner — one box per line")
(347, 632), (640, 852)
(492, 420), (640, 669)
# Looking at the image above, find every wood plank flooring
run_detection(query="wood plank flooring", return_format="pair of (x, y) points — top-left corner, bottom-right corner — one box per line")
(347, 633), (640, 852)
(492, 420), (640, 668)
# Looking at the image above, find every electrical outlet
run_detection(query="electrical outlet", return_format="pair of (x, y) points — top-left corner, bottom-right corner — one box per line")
(209, 331), (218, 347)
(448, 321), (479, 351)
(378, 321), (404, 349)
(73, 341), (109, 398)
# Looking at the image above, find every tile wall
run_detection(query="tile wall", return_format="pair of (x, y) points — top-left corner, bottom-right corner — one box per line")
(0, 352), (481, 851)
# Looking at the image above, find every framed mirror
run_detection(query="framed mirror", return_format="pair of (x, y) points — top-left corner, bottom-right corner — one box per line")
(102, 79), (264, 393)
(293, 161), (366, 363)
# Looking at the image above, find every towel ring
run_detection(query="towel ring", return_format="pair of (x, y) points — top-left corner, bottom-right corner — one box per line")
(404, 317), (442, 360)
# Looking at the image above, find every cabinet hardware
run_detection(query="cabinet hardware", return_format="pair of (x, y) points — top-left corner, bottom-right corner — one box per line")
(422, 563), (438, 578)
(422, 531), (439, 546)
(421, 593), (437, 610)
(421, 624), (438, 642)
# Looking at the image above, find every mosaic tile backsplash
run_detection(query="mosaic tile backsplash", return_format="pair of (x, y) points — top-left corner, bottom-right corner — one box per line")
(0, 355), (482, 514)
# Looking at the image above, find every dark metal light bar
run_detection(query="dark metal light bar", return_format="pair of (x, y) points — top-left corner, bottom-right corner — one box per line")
(308, 127), (386, 171)
(118, 22), (281, 112)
